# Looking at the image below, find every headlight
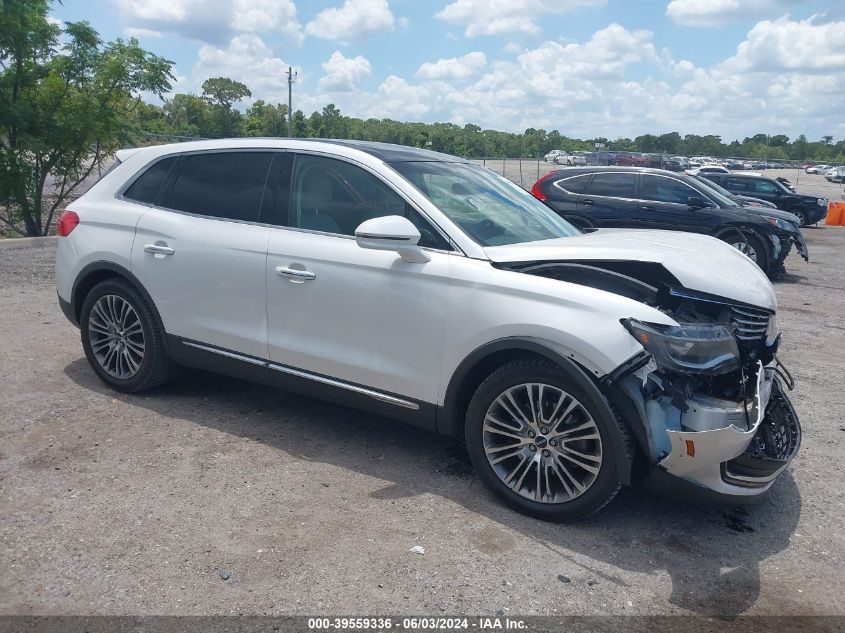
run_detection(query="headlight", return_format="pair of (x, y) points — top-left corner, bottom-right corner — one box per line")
(622, 319), (740, 374)
(763, 216), (797, 231)
(817, 198), (827, 207)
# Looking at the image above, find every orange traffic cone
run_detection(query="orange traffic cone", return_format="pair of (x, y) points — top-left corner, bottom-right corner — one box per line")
(826, 201), (845, 226)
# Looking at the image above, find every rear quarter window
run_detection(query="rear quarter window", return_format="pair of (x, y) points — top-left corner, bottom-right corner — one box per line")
(123, 157), (177, 205)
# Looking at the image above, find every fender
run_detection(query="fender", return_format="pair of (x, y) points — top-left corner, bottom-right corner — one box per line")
(437, 337), (634, 484)
(68, 260), (169, 353)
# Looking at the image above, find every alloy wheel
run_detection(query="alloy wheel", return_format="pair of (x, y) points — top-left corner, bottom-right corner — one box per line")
(87, 294), (145, 380)
(731, 241), (758, 263)
(482, 383), (603, 504)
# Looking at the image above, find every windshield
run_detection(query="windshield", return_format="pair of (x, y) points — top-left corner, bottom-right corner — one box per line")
(680, 173), (737, 208)
(692, 176), (740, 207)
(392, 161), (581, 246)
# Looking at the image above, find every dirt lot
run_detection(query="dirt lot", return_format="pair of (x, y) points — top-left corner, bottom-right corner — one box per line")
(1, 207), (844, 617)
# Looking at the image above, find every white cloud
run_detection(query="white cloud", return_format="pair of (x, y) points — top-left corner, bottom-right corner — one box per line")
(112, 0), (303, 44)
(416, 52), (487, 81)
(666, 0), (796, 27)
(192, 34), (295, 103)
(305, 0), (395, 41)
(727, 17), (845, 71)
(318, 51), (373, 92)
(436, 0), (606, 37)
(124, 27), (163, 39)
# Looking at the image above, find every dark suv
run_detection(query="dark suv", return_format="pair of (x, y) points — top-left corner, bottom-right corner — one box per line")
(530, 167), (808, 278)
(700, 172), (828, 226)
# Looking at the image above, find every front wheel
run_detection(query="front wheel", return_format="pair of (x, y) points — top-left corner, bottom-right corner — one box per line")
(464, 358), (633, 521)
(726, 233), (769, 273)
(792, 210), (807, 226)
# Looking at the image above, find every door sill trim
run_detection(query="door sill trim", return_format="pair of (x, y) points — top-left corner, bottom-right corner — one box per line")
(181, 340), (420, 410)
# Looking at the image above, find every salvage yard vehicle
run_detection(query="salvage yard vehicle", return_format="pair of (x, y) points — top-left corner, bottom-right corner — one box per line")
(701, 172), (828, 226)
(530, 166), (808, 278)
(56, 139), (801, 521)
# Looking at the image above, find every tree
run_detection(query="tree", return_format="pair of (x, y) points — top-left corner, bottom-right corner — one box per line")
(0, 1), (173, 236)
(201, 76), (250, 137)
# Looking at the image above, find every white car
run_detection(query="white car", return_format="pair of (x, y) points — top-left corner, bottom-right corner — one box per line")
(56, 139), (801, 521)
(805, 164), (828, 174)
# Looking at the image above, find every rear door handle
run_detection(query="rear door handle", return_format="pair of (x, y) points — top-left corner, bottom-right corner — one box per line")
(144, 243), (174, 257)
(276, 266), (316, 282)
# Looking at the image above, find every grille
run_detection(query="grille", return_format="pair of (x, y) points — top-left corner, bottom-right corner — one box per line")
(730, 306), (771, 344)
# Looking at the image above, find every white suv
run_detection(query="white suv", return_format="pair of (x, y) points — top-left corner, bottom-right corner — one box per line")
(56, 139), (801, 520)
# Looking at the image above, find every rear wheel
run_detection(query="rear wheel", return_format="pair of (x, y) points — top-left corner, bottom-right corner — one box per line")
(80, 279), (172, 392)
(464, 358), (632, 521)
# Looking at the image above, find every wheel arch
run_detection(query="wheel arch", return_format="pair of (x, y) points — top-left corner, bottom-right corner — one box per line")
(438, 337), (636, 485)
(70, 262), (168, 352)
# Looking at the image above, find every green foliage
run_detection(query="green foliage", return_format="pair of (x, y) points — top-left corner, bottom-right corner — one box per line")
(0, 0), (173, 235)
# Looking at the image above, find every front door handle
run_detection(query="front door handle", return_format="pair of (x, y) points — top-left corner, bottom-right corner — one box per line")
(581, 199), (594, 206)
(276, 266), (316, 282)
(144, 243), (174, 257)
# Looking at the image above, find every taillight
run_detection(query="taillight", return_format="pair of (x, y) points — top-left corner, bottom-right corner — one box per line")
(530, 171), (557, 202)
(57, 210), (80, 236)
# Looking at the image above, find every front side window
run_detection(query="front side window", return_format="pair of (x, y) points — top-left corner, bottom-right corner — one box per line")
(123, 157), (177, 205)
(588, 173), (636, 199)
(168, 152), (273, 222)
(289, 154), (449, 250)
(640, 174), (697, 204)
(752, 180), (779, 194)
(392, 161), (580, 247)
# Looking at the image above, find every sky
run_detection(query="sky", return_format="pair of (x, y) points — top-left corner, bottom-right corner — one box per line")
(51, 0), (845, 142)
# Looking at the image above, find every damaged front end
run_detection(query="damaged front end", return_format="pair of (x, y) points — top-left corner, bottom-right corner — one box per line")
(510, 260), (803, 499)
(611, 287), (802, 497)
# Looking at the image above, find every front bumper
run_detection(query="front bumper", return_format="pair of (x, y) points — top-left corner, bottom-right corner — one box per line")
(655, 371), (801, 499)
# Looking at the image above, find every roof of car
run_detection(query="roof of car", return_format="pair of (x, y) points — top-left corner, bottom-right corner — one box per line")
(547, 166), (682, 177)
(125, 138), (467, 164)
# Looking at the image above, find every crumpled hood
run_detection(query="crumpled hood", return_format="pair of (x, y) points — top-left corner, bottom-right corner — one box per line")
(484, 229), (777, 311)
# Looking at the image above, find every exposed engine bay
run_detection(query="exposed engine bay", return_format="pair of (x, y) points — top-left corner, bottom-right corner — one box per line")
(502, 259), (803, 496)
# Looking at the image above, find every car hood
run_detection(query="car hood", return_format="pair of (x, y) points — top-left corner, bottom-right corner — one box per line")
(484, 229), (776, 311)
(739, 204), (801, 225)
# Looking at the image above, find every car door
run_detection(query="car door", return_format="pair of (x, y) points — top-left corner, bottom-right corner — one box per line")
(637, 173), (714, 233)
(746, 178), (782, 206)
(265, 152), (453, 410)
(131, 150), (275, 359)
(545, 173), (593, 228)
(579, 172), (639, 227)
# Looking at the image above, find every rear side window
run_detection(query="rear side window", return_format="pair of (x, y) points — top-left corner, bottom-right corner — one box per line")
(168, 152), (273, 222)
(123, 157), (176, 205)
(588, 173), (636, 198)
(641, 174), (697, 204)
(724, 178), (751, 192)
(555, 174), (590, 194)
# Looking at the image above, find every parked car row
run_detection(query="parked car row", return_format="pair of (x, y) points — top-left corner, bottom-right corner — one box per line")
(57, 139), (803, 521)
(530, 166), (812, 279)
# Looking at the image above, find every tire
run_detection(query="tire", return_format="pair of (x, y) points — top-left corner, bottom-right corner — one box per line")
(725, 232), (769, 273)
(464, 358), (633, 521)
(792, 209), (807, 226)
(80, 278), (172, 393)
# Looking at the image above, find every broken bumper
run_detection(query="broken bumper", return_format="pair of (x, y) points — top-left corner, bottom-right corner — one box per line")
(655, 368), (801, 498)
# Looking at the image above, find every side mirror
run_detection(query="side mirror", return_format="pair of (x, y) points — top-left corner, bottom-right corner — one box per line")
(687, 196), (711, 209)
(355, 215), (431, 263)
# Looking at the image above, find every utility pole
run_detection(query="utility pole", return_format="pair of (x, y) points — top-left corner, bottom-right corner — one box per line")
(287, 66), (297, 137)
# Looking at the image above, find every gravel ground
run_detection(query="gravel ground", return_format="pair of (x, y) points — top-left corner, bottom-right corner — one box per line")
(0, 194), (843, 618)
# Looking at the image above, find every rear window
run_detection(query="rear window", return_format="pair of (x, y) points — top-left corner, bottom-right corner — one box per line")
(123, 157), (177, 205)
(168, 152), (273, 222)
